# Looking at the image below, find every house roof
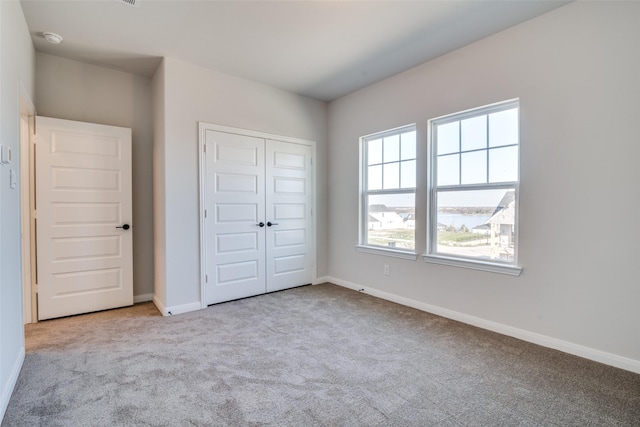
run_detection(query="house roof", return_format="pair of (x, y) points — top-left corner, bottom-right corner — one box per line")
(486, 190), (516, 225)
(489, 190), (516, 218)
(369, 204), (394, 213)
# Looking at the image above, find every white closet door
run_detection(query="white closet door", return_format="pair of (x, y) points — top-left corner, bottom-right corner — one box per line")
(265, 140), (313, 292)
(204, 131), (266, 305)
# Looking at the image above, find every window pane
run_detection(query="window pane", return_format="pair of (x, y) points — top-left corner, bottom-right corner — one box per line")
(436, 122), (459, 155)
(435, 188), (515, 262)
(461, 115), (487, 152)
(368, 165), (382, 190)
(401, 131), (416, 160)
(383, 162), (399, 189)
(461, 150), (487, 185)
(400, 160), (416, 189)
(437, 154), (459, 186)
(368, 138), (382, 165)
(489, 108), (518, 147)
(489, 146), (518, 183)
(367, 193), (415, 251)
(384, 134), (400, 162)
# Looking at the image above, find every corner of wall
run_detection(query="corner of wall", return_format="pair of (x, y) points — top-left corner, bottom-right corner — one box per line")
(151, 58), (168, 309)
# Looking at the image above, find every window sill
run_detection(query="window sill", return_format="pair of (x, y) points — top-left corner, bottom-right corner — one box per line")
(356, 245), (419, 260)
(422, 254), (522, 276)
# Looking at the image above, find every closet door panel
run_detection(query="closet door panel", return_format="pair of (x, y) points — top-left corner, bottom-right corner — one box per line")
(204, 131), (266, 305)
(265, 140), (313, 292)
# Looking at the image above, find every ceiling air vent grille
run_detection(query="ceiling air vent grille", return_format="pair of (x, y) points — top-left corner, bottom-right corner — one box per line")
(117, 0), (139, 7)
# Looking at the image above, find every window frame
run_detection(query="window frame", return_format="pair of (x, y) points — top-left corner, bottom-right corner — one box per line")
(424, 100), (522, 275)
(357, 124), (418, 260)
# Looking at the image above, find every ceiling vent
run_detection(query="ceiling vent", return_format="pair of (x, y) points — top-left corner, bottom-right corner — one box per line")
(117, 0), (139, 7)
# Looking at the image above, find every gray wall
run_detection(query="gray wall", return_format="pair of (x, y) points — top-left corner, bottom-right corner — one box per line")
(153, 57), (328, 311)
(0, 0), (35, 418)
(327, 1), (640, 369)
(35, 53), (155, 299)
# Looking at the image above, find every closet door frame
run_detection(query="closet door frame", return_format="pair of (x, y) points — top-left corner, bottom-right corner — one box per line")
(198, 122), (317, 308)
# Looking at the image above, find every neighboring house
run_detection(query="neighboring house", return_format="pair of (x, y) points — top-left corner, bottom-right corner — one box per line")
(403, 213), (416, 229)
(472, 223), (490, 235)
(486, 190), (516, 260)
(368, 204), (406, 230)
(368, 215), (382, 230)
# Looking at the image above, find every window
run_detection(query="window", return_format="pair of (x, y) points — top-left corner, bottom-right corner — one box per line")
(427, 100), (520, 272)
(359, 125), (416, 256)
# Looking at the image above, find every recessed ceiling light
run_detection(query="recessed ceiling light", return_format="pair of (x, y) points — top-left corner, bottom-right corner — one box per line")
(43, 32), (63, 44)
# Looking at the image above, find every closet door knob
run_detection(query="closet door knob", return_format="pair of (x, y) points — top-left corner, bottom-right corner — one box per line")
(116, 224), (130, 230)
(256, 222), (265, 227)
(267, 222), (279, 227)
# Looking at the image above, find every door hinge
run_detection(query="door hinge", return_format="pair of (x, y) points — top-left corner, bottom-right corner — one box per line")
(32, 209), (37, 220)
(33, 283), (39, 294)
(204, 209), (207, 218)
(203, 143), (207, 153)
(205, 274), (208, 283)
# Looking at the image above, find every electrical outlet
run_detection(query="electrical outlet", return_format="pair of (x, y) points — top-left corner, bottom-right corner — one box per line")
(383, 264), (390, 276)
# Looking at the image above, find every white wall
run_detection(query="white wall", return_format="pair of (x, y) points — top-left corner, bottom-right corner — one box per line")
(327, 1), (640, 370)
(0, 0), (35, 419)
(153, 57), (328, 311)
(35, 53), (155, 300)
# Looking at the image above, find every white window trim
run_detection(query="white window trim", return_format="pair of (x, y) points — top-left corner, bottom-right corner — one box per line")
(427, 99), (522, 273)
(356, 245), (419, 260)
(358, 124), (417, 257)
(422, 253), (522, 276)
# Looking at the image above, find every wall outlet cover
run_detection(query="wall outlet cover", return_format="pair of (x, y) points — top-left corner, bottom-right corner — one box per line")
(10, 169), (17, 189)
(0, 145), (12, 164)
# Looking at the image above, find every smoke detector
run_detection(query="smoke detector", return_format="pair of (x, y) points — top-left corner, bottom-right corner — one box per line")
(43, 32), (63, 44)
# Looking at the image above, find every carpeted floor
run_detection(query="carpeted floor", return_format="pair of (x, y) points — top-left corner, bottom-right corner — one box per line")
(3, 283), (640, 426)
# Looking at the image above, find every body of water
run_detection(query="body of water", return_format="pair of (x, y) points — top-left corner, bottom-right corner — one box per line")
(438, 213), (490, 230)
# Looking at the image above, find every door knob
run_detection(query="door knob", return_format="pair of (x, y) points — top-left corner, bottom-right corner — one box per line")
(256, 222), (265, 227)
(267, 222), (279, 227)
(116, 224), (130, 230)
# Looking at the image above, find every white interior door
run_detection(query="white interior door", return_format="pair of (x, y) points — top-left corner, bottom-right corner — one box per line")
(265, 140), (313, 292)
(204, 130), (266, 305)
(36, 116), (133, 320)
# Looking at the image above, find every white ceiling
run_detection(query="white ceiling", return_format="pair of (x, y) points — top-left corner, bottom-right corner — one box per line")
(20, 0), (570, 102)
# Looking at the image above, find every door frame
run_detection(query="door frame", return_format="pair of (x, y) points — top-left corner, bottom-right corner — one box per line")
(198, 122), (317, 309)
(19, 82), (36, 324)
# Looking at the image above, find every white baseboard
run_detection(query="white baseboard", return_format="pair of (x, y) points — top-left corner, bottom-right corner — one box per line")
(314, 276), (330, 285)
(326, 276), (640, 374)
(153, 295), (202, 317)
(133, 293), (153, 304)
(0, 346), (25, 422)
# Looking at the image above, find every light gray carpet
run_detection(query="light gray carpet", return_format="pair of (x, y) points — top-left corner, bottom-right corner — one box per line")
(3, 283), (639, 426)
